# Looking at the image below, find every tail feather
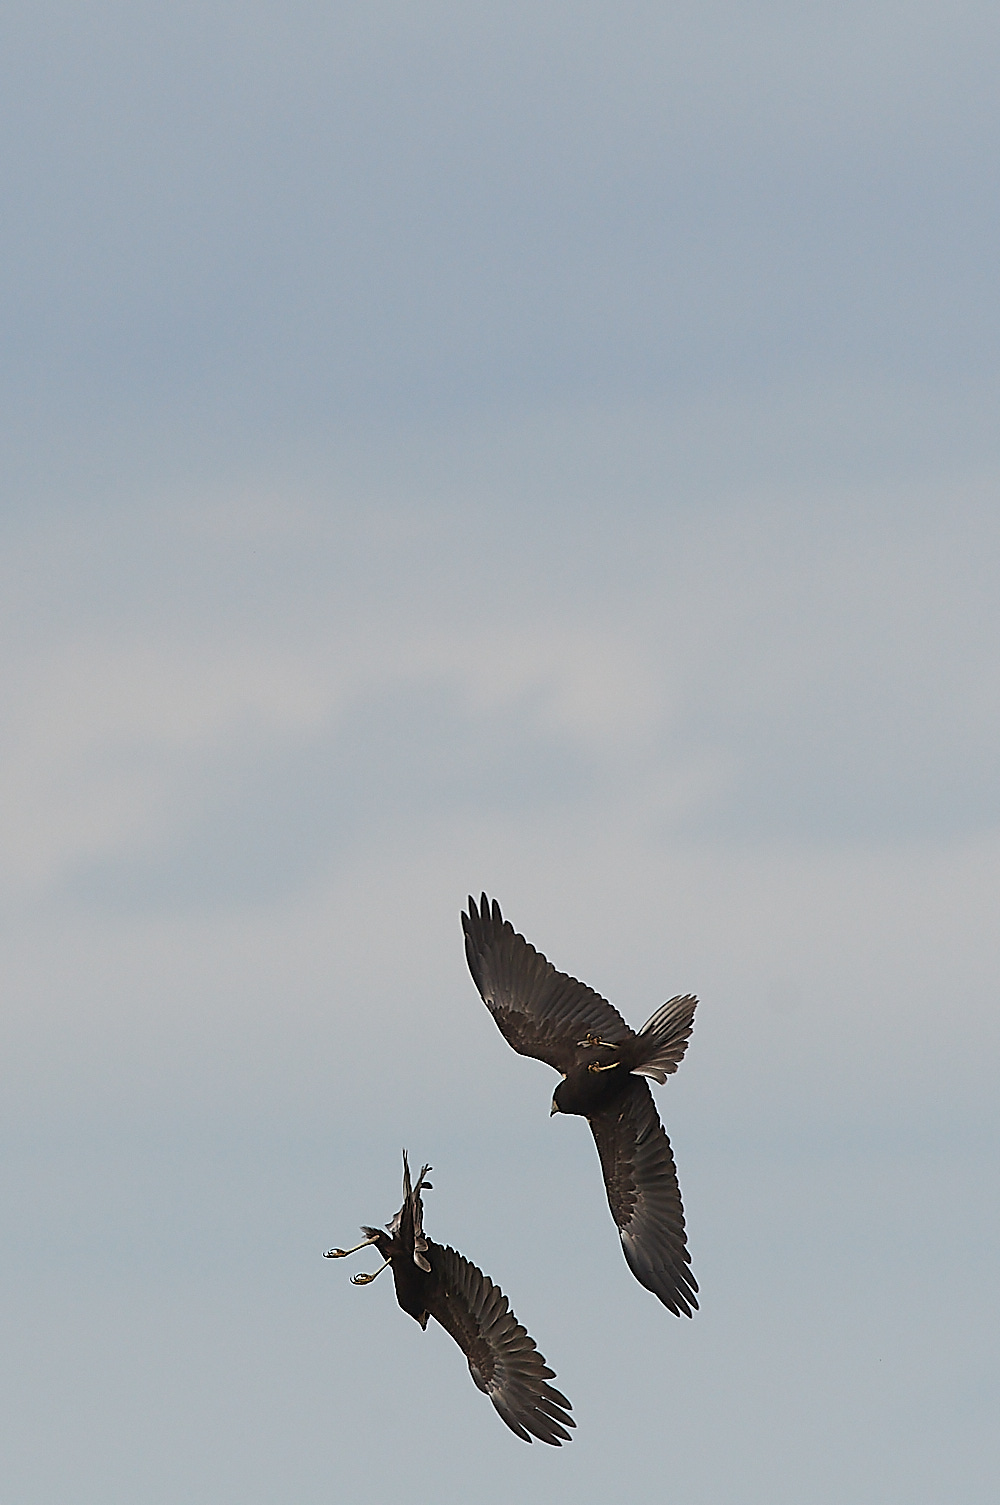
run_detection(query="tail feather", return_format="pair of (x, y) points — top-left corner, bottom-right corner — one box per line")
(631, 995), (697, 1084)
(393, 1152), (434, 1269)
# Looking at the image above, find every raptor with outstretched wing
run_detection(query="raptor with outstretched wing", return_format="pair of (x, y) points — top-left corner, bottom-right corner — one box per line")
(325, 1154), (574, 1445)
(463, 894), (698, 1316)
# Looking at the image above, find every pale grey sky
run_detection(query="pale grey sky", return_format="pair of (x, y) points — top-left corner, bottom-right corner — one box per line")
(2, 4), (998, 1502)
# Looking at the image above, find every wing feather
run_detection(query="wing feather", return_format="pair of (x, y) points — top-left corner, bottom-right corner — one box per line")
(589, 1079), (698, 1317)
(426, 1240), (575, 1446)
(462, 894), (632, 1072)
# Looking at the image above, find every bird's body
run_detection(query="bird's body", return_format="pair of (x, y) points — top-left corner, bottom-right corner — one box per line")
(326, 1155), (574, 1446)
(462, 894), (698, 1316)
(552, 1056), (625, 1117)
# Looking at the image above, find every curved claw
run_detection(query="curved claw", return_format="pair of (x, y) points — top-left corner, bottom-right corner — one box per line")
(324, 1235), (379, 1260)
(351, 1258), (390, 1286)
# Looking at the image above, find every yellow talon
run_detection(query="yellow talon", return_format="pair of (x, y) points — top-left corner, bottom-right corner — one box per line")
(324, 1234), (379, 1259)
(352, 1258), (391, 1285)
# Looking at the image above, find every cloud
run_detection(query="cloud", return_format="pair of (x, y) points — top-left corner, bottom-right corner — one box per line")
(4, 392), (999, 914)
(0, 637), (331, 893)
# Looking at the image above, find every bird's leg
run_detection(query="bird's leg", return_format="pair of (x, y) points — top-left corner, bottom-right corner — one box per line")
(324, 1235), (380, 1259)
(351, 1259), (390, 1286)
(576, 1034), (620, 1049)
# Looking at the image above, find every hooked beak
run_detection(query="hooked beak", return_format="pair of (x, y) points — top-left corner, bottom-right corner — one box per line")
(550, 1100), (559, 1116)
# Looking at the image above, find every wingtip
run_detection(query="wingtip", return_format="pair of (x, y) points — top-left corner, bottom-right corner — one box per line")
(620, 1230), (699, 1317)
(462, 891), (496, 931)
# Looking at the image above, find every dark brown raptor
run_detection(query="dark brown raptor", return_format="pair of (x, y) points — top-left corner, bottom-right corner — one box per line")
(462, 894), (698, 1317)
(325, 1153), (574, 1445)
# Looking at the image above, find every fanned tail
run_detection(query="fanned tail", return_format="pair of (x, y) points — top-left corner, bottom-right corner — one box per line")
(631, 995), (697, 1084)
(393, 1151), (434, 1271)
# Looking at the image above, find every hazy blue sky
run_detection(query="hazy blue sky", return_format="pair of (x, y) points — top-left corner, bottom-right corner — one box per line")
(2, 4), (998, 1501)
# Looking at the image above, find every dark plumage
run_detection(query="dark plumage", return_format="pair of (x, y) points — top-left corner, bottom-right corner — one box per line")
(462, 894), (698, 1316)
(325, 1153), (574, 1446)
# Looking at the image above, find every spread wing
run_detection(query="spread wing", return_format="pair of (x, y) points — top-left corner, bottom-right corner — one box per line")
(589, 1079), (698, 1317)
(425, 1240), (574, 1446)
(462, 894), (633, 1073)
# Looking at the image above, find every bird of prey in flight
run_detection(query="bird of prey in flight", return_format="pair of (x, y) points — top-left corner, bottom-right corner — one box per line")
(325, 1153), (574, 1445)
(463, 894), (698, 1317)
